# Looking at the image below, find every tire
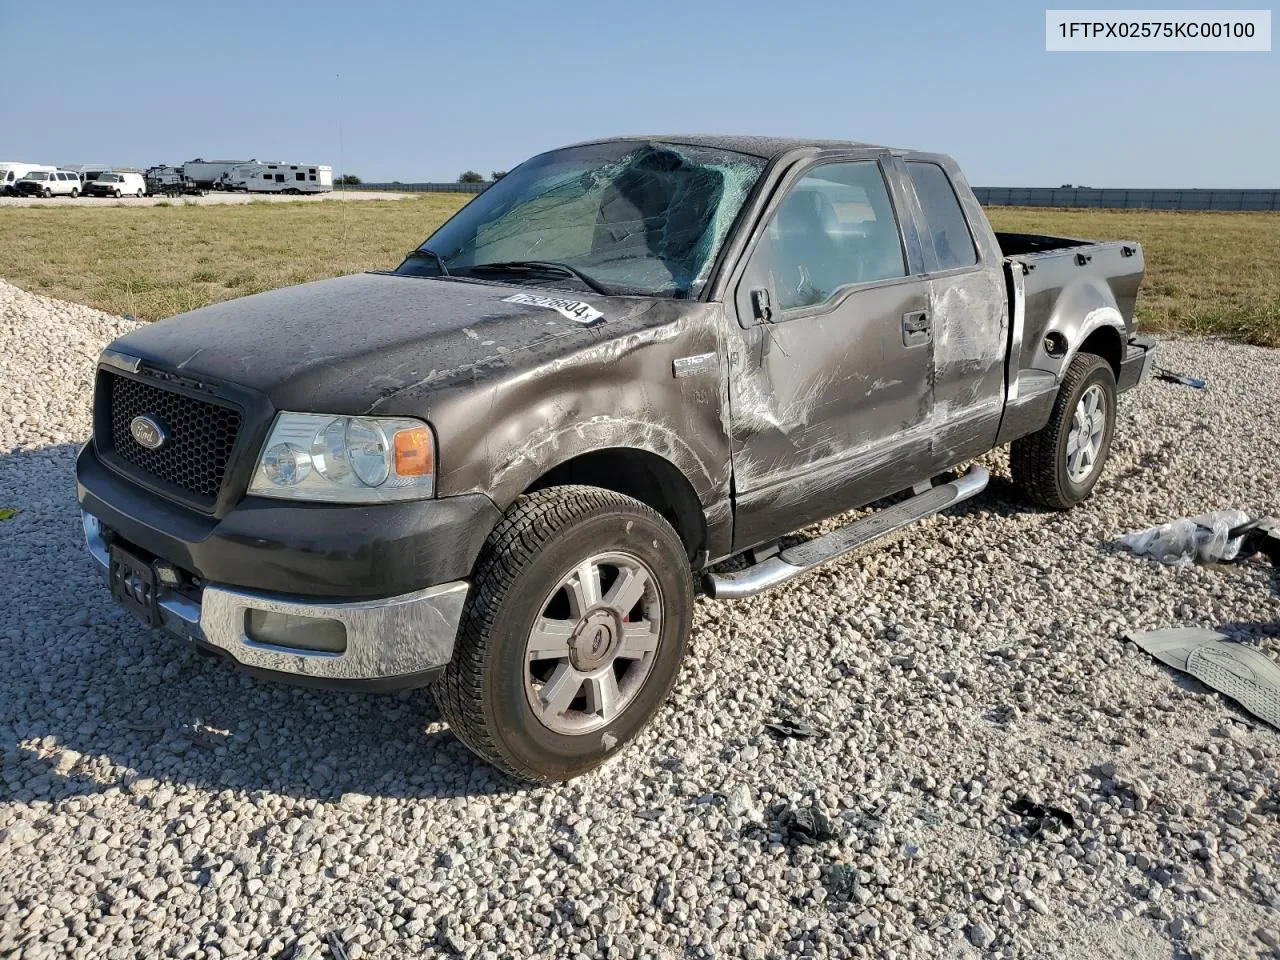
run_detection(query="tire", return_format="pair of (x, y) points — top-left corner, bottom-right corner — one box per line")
(1011, 353), (1117, 510)
(70, 188), (79, 198)
(433, 485), (694, 781)
(113, 189), (122, 199)
(42, 188), (51, 198)
(136, 190), (144, 198)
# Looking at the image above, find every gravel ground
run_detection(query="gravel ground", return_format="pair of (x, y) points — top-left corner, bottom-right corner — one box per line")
(1, 278), (1278, 960)
(0, 190), (411, 208)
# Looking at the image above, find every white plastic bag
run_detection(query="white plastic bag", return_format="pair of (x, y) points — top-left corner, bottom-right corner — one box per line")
(1119, 509), (1251, 565)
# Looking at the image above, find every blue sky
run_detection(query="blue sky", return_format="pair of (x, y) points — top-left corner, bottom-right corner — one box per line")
(1, 0), (1275, 186)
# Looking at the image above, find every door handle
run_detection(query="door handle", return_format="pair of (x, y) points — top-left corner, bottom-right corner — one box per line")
(902, 311), (931, 347)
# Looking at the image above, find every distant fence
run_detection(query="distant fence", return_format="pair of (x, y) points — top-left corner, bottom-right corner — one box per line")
(352, 181), (1280, 210)
(353, 181), (488, 194)
(974, 187), (1280, 211)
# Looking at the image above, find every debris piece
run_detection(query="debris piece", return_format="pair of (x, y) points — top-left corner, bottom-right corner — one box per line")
(764, 720), (820, 740)
(1127, 628), (1225, 673)
(983, 704), (1016, 725)
(1119, 508), (1251, 565)
(1154, 367), (1207, 389)
(780, 803), (843, 845)
(325, 930), (350, 960)
(915, 807), (942, 827)
(1009, 794), (1077, 836)
(1261, 789), (1279, 816)
(1230, 516), (1280, 565)
(0, 508), (18, 521)
(1128, 629), (1280, 730)
(822, 864), (860, 901)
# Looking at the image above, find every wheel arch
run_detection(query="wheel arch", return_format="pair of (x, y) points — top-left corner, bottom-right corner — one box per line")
(1075, 323), (1124, 380)
(524, 448), (707, 562)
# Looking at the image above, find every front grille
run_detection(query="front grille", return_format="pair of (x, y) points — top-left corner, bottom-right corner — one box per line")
(103, 371), (242, 505)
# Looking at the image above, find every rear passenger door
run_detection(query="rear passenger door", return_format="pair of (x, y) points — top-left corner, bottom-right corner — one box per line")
(898, 158), (1007, 466)
(727, 154), (935, 549)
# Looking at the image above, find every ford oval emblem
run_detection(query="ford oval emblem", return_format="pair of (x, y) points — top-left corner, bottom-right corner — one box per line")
(130, 415), (167, 450)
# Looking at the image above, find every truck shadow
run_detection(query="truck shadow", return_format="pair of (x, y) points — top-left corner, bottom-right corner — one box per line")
(0, 443), (521, 804)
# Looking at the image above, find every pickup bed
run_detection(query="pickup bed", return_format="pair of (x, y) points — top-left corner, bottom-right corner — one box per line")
(78, 135), (1154, 780)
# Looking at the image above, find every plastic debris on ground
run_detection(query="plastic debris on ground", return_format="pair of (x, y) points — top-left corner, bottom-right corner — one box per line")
(1119, 508), (1252, 565)
(1009, 795), (1077, 837)
(0, 507), (18, 521)
(764, 719), (820, 740)
(1128, 629), (1280, 730)
(1232, 516), (1280, 565)
(1154, 367), (1208, 389)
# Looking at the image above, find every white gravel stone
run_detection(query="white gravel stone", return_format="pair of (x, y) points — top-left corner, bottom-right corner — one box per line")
(1, 278), (1278, 958)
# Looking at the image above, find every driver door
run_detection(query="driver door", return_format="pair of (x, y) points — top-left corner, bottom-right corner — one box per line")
(727, 155), (936, 550)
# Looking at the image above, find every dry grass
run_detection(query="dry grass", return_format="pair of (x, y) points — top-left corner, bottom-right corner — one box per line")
(987, 207), (1280, 346)
(1, 198), (1276, 345)
(0, 195), (469, 321)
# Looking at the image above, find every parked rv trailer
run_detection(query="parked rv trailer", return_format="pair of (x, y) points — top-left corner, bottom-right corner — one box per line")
(144, 165), (206, 197)
(222, 162), (333, 194)
(181, 159), (255, 190)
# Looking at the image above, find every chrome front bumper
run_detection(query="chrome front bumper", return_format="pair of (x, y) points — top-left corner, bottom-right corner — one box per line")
(83, 511), (468, 686)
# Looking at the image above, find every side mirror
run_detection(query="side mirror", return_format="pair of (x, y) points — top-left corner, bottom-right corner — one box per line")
(750, 288), (774, 324)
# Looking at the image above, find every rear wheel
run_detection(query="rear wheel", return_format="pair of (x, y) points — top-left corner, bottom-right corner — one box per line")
(1011, 354), (1117, 509)
(136, 190), (144, 198)
(432, 486), (694, 781)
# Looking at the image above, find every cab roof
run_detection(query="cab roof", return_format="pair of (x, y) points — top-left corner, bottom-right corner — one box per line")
(567, 134), (888, 160)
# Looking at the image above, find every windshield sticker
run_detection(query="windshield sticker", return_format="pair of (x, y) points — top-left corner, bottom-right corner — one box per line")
(503, 293), (604, 326)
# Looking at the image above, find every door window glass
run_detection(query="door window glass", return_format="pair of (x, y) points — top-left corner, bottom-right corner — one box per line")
(761, 161), (906, 311)
(905, 161), (978, 269)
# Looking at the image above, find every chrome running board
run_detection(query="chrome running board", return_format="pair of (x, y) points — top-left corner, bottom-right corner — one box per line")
(704, 465), (990, 599)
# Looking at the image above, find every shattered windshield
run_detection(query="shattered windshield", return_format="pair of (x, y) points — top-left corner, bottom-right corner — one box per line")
(399, 141), (766, 298)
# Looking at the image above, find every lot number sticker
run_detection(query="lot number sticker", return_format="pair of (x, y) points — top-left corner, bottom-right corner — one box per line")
(503, 293), (604, 326)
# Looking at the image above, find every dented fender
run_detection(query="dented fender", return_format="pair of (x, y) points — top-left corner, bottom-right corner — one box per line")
(393, 299), (737, 560)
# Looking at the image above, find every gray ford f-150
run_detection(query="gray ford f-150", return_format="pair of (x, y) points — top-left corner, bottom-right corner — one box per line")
(78, 135), (1154, 780)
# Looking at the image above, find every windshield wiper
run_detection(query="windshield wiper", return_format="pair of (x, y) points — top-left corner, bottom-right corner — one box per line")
(403, 248), (450, 276)
(464, 260), (612, 296)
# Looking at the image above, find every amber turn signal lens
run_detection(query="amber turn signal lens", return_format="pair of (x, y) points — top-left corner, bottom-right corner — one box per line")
(393, 426), (434, 477)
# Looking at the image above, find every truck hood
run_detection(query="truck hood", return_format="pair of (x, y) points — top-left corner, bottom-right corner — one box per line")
(107, 271), (661, 414)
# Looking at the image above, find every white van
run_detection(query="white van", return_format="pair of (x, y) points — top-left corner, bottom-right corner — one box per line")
(83, 171), (147, 198)
(0, 162), (55, 196)
(14, 169), (82, 198)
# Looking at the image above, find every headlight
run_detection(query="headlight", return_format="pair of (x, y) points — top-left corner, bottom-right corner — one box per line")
(248, 413), (435, 502)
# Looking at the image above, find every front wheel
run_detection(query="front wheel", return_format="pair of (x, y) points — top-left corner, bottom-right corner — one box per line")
(1011, 353), (1117, 509)
(70, 188), (79, 198)
(42, 188), (52, 198)
(113, 189), (122, 198)
(433, 486), (694, 781)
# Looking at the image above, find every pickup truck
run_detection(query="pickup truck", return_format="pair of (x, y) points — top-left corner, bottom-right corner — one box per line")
(77, 135), (1154, 780)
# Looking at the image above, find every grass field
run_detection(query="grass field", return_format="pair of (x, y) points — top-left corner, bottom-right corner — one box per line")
(2, 196), (1277, 346)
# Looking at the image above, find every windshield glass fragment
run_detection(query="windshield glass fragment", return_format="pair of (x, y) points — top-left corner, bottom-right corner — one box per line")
(397, 141), (766, 298)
